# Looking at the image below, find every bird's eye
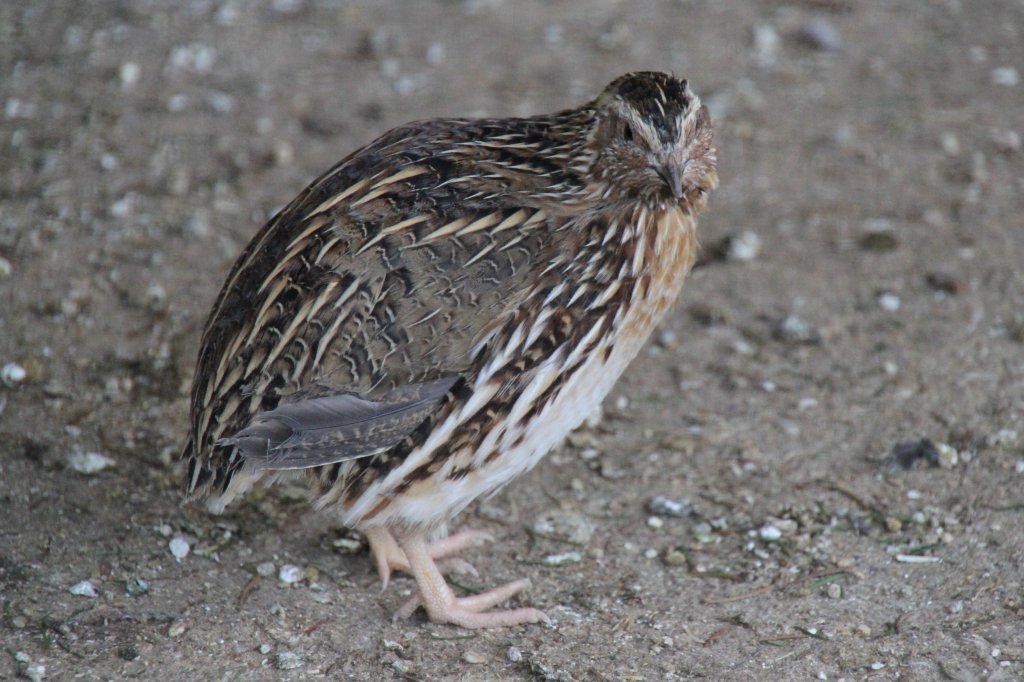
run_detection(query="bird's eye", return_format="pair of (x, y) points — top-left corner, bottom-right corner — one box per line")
(622, 123), (634, 143)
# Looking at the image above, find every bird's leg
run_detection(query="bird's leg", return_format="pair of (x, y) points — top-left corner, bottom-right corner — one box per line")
(394, 534), (551, 628)
(364, 526), (492, 590)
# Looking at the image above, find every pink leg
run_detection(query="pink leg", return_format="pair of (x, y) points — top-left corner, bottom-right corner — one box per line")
(395, 534), (551, 629)
(364, 527), (492, 590)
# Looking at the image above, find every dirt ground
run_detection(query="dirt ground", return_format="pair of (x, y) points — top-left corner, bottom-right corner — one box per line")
(2, 1), (1023, 680)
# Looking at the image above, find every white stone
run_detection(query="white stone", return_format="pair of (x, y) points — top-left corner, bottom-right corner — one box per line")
(69, 580), (98, 597)
(169, 537), (190, 561)
(278, 564), (303, 583)
(68, 451), (115, 474)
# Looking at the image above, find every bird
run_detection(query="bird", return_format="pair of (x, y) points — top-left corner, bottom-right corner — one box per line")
(181, 71), (718, 628)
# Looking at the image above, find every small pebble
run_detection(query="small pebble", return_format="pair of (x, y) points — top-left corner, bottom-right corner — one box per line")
(647, 516), (664, 529)
(776, 315), (821, 345)
(759, 525), (782, 542)
(259, 643), (272, 655)
(991, 67), (1019, 87)
(662, 547), (688, 566)
(542, 551), (582, 566)
(925, 271), (963, 295)
(895, 554), (940, 563)
(693, 522), (714, 544)
(169, 536), (190, 561)
(753, 23), (780, 67)
(892, 439), (939, 468)
(797, 17), (842, 51)
(256, 561), (276, 577)
(878, 292), (900, 311)
(169, 43), (216, 73)
(647, 496), (692, 518)
(0, 256), (10, 278)
(425, 42), (445, 65)
(826, 583), (842, 599)
(1, 362), (27, 386)
(940, 130), (961, 155)
(859, 228), (900, 252)
(871, 661), (885, 671)
(798, 397), (818, 410)
(278, 564), (303, 584)
(274, 652), (303, 670)
(531, 510), (594, 545)
(126, 578), (150, 595)
(935, 442), (959, 468)
(987, 429), (1019, 447)
(271, 0), (305, 14)
(14, 654), (44, 682)
(168, 622), (186, 637)
(507, 646), (523, 663)
(644, 548), (658, 559)
(120, 61), (141, 87)
(990, 128), (1021, 153)
(727, 231), (761, 261)
(462, 650), (487, 664)
(68, 451), (115, 474)
(69, 580), (98, 598)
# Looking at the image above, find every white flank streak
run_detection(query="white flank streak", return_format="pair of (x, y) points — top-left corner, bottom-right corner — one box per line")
(473, 352), (564, 464)
(591, 279), (621, 309)
(631, 208), (648, 276)
(492, 208), (529, 234)
(260, 295), (316, 371)
(541, 282), (566, 307)
(601, 219), (619, 245)
(524, 307), (554, 349)
(258, 239), (307, 294)
(417, 216), (471, 243)
(559, 318), (606, 371)
(304, 178), (371, 219)
(368, 166), (427, 191)
(455, 211), (503, 237)
(314, 235), (344, 264)
(286, 215), (329, 251)
(356, 215), (429, 254)
(464, 241), (496, 267)
(245, 277), (289, 347)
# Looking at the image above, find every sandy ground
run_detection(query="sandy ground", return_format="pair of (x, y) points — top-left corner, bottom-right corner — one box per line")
(2, 1), (1023, 680)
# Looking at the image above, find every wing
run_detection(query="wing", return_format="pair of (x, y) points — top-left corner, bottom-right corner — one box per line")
(183, 112), (594, 497)
(215, 376), (459, 470)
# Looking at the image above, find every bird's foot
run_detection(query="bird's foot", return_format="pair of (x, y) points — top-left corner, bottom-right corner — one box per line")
(395, 534), (551, 629)
(365, 526), (492, 590)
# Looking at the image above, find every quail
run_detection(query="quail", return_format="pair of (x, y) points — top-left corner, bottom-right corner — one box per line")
(182, 71), (718, 628)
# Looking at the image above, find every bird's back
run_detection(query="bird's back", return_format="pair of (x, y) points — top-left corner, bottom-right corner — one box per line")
(183, 111), (599, 503)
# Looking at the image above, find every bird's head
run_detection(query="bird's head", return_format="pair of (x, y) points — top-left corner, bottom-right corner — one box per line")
(587, 72), (718, 210)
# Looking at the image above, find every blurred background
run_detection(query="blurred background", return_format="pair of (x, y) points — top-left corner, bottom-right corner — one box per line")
(2, 1), (1022, 679)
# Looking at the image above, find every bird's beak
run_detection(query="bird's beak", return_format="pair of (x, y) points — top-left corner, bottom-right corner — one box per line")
(658, 162), (686, 199)
(659, 163), (684, 197)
